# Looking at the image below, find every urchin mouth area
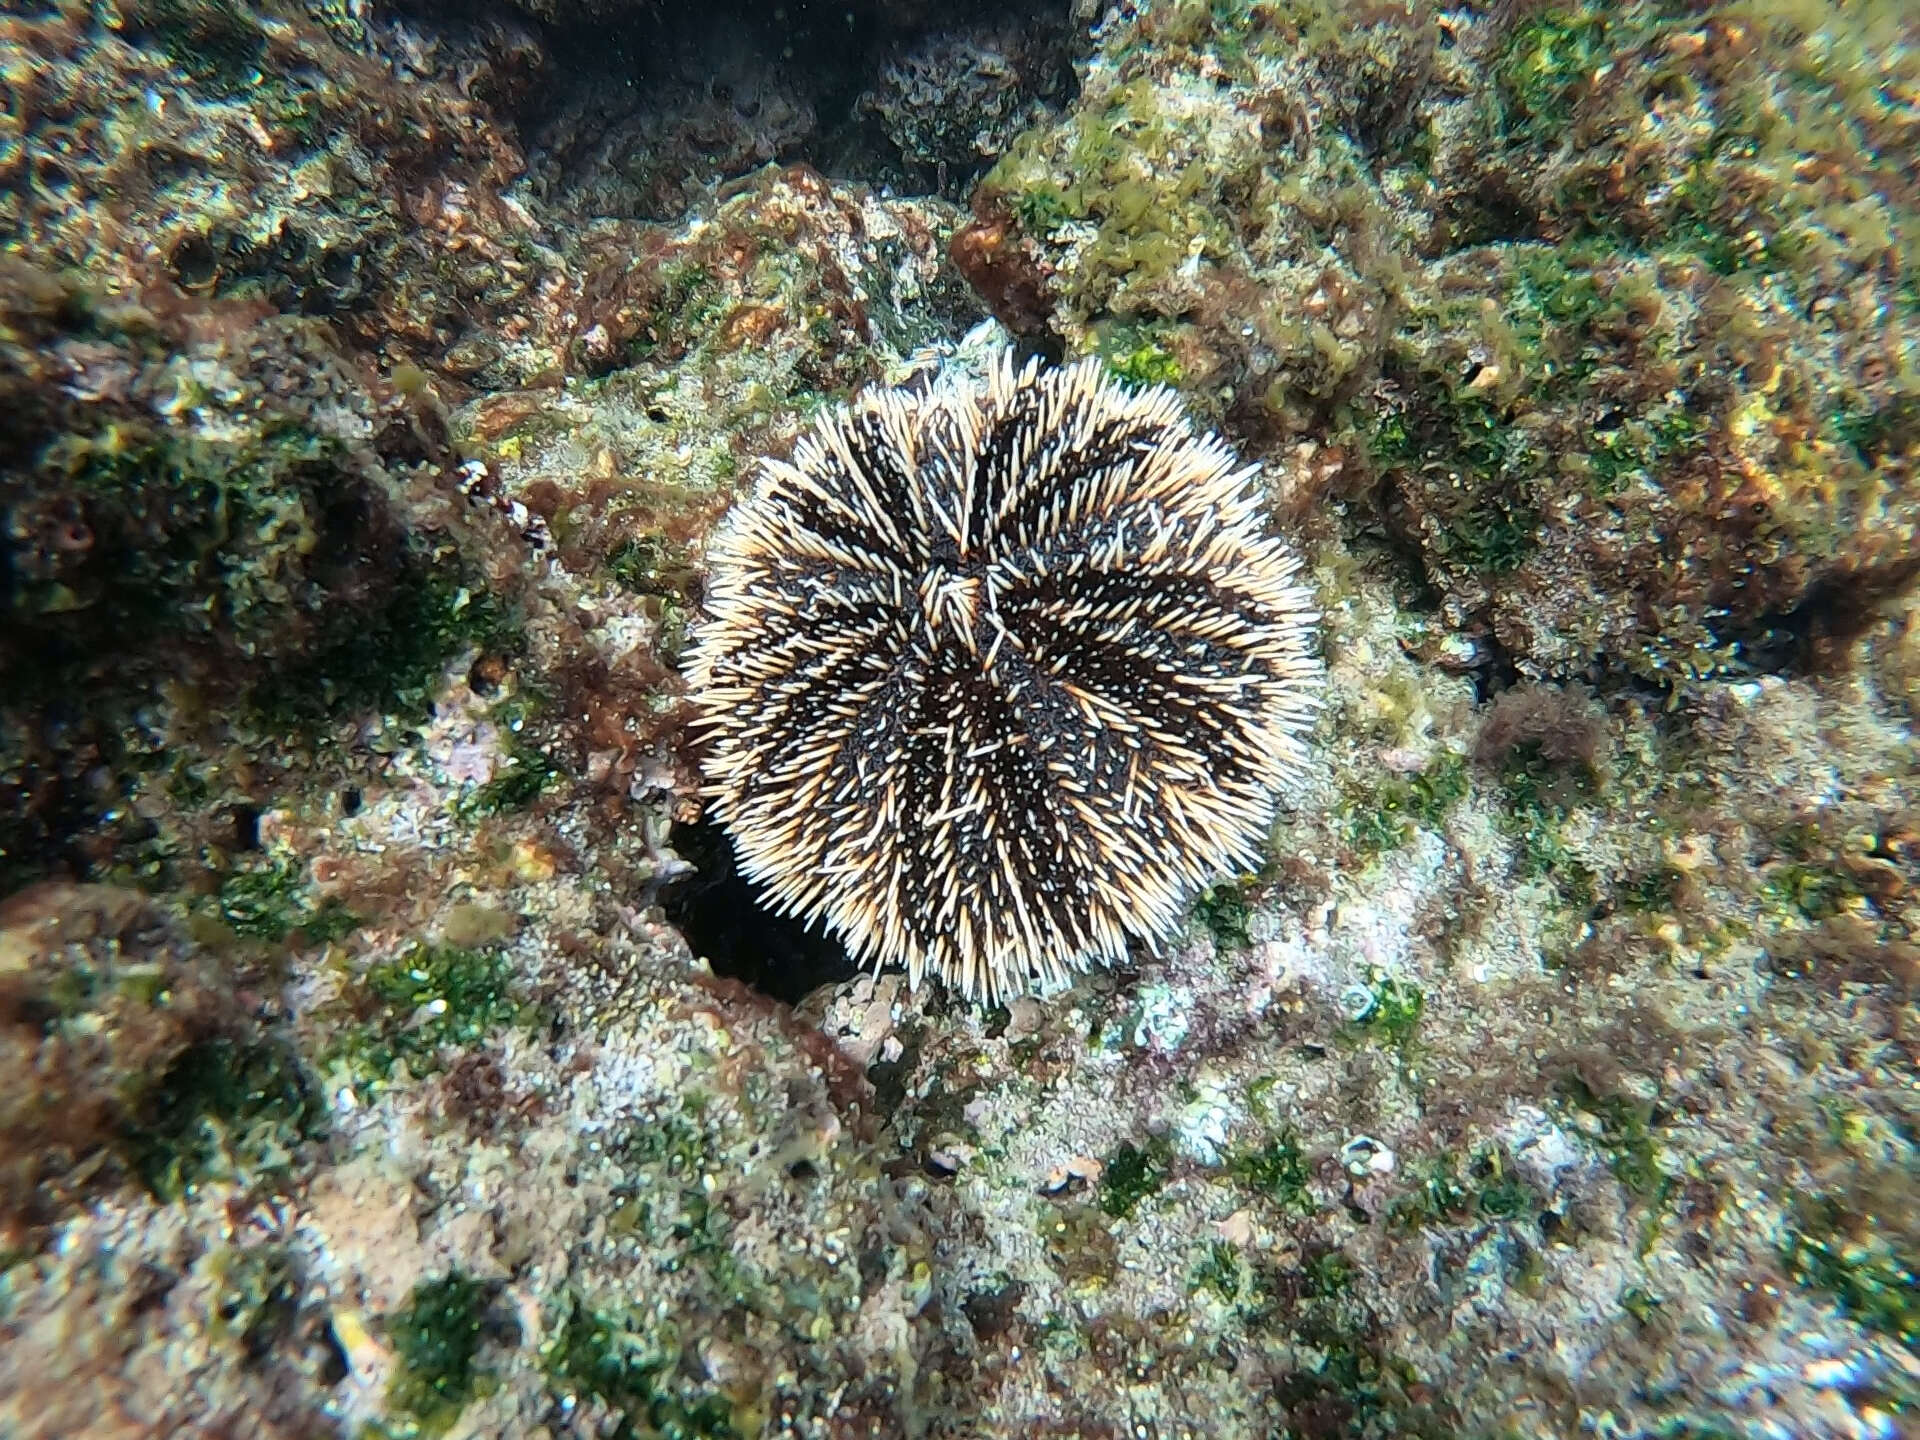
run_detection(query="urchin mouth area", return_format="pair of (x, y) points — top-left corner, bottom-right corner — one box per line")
(916, 563), (987, 654)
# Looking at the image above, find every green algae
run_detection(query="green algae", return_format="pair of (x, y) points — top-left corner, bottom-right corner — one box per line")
(1099, 1136), (1174, 1219)
(543, 1296), (738, 1440)
(982, 75), (1234, 302)
(1619, 1285), (1665, 1328)
(1391, 1148), (1535, 1230)
(1100, 325), (1184, 388)
(1764, 863), (1866, 924)
(382, 1272), (507, 1439)
(1557, 1076), (1670, 1209)
(1371, 383), (1541, 574)
(329, 943), (529, 1090)
(1489, 7), (1623, 151)
(257, 76), (331, 152)
(1186, 1224), (1461, 1436)
(1298, 1245), (1355, 1300)
(612, 260), (727, 365)
(132, 0), (268, 97)
(1619, 865), (1684, 913)
(1586, 406), (1712, 499)
(209, 1244), (302, 1361)
(610, 1109), (714, 1184)
(1346, 970), (1424, 1051)
(454, 742), (562, 819)
(211, 856), (359, 945)
(1496, 741), (1599, 905)
(606, 533), (698, 598)
(1341, 753), (1467, 859)
(1191, 1240), (1247, 1305)
(1228, 1130), (1312, 1212)
(1267, 1246), (1437, 1440)
(594, 1111), (819, 1346)
(123, 1035), (325, 1202)
(1504, 813), (1595, 907)
(16, 418), (368, 677)
(1008, 183), (1072, 235)
(1832, 393), (1920, 468)
(1192, 881), (1253, 953)
(246, 546), (523, 737)
(1760, 823), (1869, 923)
(1780, 1198), (1919, 1346)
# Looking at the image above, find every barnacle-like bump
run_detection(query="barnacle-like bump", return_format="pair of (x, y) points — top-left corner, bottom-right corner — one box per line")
(685, 354), (1321, 1002)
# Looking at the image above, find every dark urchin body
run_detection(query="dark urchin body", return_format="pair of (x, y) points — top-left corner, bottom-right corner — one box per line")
(686, 355), (1320, 1002)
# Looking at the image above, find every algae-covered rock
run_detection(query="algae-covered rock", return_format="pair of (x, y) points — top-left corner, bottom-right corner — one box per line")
(0, 0), (1916, 1436)
(0, 0), (559, 383)
(861, 17), (1078, 195)
(0, 883), (320, 1239)
(963, 0), (1920, 682)
(1, 259), (406, 678)
(0, 255), (526, 894)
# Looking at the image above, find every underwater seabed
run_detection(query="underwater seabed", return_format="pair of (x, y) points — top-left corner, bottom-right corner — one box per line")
(1, 0), (1916, 1436)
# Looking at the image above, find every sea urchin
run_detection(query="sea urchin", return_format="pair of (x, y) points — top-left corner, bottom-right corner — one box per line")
(685, 355), (1320, 1002)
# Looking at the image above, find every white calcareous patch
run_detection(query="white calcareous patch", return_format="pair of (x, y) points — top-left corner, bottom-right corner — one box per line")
(685, 354), (1322, 1001)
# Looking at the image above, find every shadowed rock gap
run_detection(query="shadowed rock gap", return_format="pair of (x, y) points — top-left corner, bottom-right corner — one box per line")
(662, 818), (860, 1004)
(385, 0), (1084, 213)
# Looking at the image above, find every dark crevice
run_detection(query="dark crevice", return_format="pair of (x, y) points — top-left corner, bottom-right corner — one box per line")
(383, 0), (1085, 216)
(1717, 557), (1920, 681)
(662, 819), (859, 1006)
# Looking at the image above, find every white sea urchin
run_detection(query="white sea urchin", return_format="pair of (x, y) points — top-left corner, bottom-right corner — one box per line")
(685, 355), (1320, 1002)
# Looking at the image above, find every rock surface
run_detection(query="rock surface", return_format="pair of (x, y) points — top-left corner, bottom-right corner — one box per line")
(1, 1), (1915, 1437)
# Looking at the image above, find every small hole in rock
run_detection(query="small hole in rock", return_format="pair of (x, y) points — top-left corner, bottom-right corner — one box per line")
(227, 803), (262, 851)
(662, 818), (859, 1005)
(314, 1319), (351, 1386)
(169, 233), (221, 289)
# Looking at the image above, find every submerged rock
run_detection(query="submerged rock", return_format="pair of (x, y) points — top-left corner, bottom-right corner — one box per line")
(0, 0), (1915, 1437)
